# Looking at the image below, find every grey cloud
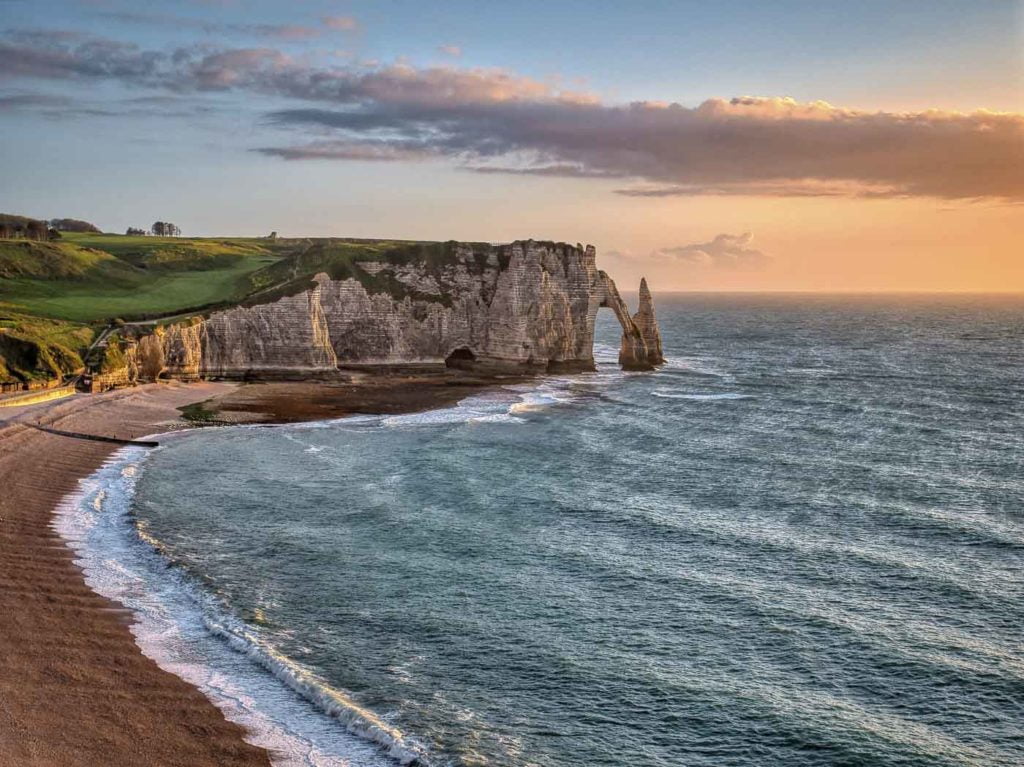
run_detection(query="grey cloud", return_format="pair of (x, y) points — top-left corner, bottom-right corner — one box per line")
(0, 33), (165, 81)
(0, 91), (72, 109)
(253, 139), (432, 161)
(467, 164), (629, 178)
(613, 181), (906, 198)
(0, 87), (220, 120)
(255, 91), (1024, 201)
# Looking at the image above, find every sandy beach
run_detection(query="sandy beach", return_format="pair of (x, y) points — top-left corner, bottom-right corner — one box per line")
(0, 375), (504, 766)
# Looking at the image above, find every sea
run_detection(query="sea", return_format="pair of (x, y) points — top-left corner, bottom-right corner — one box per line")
(57, 294), (1024, 767)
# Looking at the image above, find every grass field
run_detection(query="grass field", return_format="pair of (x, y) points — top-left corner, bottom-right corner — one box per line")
(0, 239), (138, 280)
(0, 229), (444, 382)
(62, 232), (277, 271)
(0, 235), (282, 323)
(0, 264), (276, 322)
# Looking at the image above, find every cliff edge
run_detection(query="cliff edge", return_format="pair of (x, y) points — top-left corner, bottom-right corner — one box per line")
(126, 240), (663, 380)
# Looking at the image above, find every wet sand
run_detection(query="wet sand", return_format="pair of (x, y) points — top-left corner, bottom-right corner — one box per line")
(0, 375), (505, 766)
(190, 372), (525, 424)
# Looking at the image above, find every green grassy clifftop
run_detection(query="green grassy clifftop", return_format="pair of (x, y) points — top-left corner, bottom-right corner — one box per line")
(0, 230), (286, 384)
(0, 229), (497, 384)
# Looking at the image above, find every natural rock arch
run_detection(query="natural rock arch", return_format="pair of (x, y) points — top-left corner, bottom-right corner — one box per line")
(597, 273), (665, 371)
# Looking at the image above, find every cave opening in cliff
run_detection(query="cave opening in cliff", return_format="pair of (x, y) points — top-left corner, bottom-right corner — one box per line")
(445, 347), (477, 370)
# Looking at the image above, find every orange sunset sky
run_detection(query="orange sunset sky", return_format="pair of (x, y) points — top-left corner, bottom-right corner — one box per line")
(1, 1), (1022, 292)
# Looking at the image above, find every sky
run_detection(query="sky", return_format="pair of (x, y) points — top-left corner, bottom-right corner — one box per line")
(1, 0), (1022, 291)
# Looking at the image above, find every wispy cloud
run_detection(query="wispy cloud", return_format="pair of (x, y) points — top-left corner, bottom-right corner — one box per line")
(657, 233), (769, 270)
(438, 44), (462, 57)
(96, 11), (324, 41)
(322, 16), (359, 31)
(0, 88), (220, 119)
(3, 30), (1022, 201)
(254, 139), (430, 161)
(610, 233), (770, 271)
(0, 91), (72, 110)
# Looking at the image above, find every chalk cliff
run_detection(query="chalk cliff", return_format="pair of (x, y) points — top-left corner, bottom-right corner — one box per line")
(127, 240), (663, 380)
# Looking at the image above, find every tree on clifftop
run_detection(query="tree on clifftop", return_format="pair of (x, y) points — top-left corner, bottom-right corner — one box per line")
(49, 218), (101, 233)
(0, 214), (49, 240)
(151, 221), (181, 237)
(24, 220), (48, 241)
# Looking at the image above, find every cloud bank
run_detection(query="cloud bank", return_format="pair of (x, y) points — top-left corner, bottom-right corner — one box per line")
(2, 30), (1022, 200)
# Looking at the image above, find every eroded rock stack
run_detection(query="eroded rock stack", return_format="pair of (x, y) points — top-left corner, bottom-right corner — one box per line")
(629, 278), (665, 369)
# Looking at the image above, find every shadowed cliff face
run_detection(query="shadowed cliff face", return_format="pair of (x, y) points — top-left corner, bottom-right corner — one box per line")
(128, 241), (663, 380)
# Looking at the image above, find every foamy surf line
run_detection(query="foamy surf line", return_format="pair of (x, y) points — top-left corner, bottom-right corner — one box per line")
(652, 390), (752, 401)
(53, 438), (424, 767)
(377, 375), (609, 427)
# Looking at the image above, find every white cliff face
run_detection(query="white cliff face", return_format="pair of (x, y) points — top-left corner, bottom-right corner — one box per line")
(132, 240), (663, 380)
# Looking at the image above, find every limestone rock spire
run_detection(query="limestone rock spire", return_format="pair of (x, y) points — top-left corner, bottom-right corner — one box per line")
(632, 277), (664, 365)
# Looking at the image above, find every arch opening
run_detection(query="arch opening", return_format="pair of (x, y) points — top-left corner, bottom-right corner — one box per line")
(445, 347), (477, 370)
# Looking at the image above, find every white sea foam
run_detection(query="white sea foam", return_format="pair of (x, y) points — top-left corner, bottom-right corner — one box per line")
(380, 391), (519, 427)
(660, 356), (736, 381)
(379, 377), (596, 427)
(470, 412), (527, 424)
(508, 390), (571, 413)
(652, 390), (752, 401)
(287, 414), (384, 430)
(54, 444), (416, 767)
(592, 341), (621, 362)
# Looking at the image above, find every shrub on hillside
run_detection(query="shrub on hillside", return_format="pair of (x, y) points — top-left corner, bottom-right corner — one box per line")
(50, 218), (102, 233)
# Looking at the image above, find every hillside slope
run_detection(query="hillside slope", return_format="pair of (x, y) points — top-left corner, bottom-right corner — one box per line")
(0, 232), (286, 383)
(0, 236), (283, 324)
(0, 311), (93, 384)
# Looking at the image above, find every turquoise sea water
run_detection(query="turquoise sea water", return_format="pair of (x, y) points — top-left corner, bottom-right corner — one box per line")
(62, 295), (1024, 766)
